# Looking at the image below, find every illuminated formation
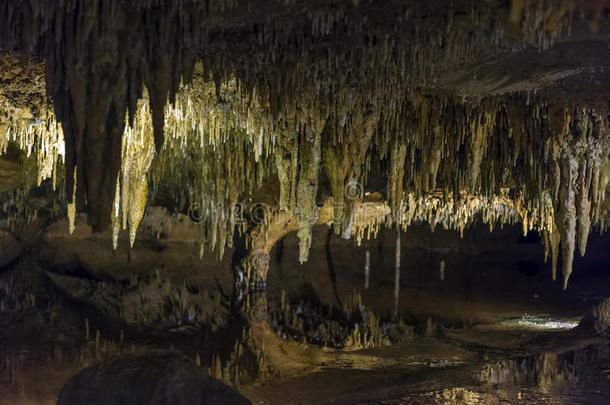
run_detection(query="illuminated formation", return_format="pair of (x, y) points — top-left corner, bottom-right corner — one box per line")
(0, 0), (609, 289)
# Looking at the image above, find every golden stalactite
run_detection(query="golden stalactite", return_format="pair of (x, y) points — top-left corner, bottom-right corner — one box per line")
(1, 110), (64, 189)
(397, 191), (519, 237)
(2, 71), (610, 289)
(352, 202), (392, 246)
(111, 97), (156, 249)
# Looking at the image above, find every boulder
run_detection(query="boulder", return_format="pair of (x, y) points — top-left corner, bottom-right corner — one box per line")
(57, 350), (251, 405)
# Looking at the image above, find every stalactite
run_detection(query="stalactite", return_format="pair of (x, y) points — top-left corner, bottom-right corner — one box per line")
(388, 142), (407, 222)
(398, 191), (519, 235)
(276, 139), (296, 212)
(0, 1), (608, 288)
(549, 225), (561, 281)
(324, 144), (350, 235)
(1, 110), (64, 189)
(556, 156), (578, 289)
(3, 75), (608, 288)
(111, 175), (121, 250)
(576, 160), (592, 256)
(296, 123), (323, 263)
(118, 99), (155, 248)
(352, 202), (391, 245)
(427, 125), (443, 191)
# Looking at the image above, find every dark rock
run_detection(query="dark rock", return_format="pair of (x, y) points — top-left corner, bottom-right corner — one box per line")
(579, 297), (610, 336)
(0, 229), (21, 267)
(57, 350), (251, 405)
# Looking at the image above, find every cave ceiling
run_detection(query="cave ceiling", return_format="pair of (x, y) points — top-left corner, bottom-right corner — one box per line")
(1, 0), (610, 288)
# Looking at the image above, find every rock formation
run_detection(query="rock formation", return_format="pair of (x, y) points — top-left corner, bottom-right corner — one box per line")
(0, 0), (609, 290)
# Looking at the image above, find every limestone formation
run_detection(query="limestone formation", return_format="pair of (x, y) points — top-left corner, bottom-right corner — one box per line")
(0, 0), (609, 288)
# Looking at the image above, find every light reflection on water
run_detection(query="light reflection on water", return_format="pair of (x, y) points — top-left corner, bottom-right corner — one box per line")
(500, 314), (580, 330)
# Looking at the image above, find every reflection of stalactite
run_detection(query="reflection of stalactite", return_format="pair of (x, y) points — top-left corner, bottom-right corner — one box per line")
(325, 228), (342, 307)
(275, 237), (284, 278)
(394, 230), (401, 317)
(231, 233), (248, 315)
(364, 249), (370, 290)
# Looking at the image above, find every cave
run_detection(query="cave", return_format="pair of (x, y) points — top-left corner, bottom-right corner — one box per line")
(1, 1), (610, 404)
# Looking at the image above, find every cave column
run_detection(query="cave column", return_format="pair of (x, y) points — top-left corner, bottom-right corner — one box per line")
(240, 212), (298, 323)
(238, 202), (335, 323)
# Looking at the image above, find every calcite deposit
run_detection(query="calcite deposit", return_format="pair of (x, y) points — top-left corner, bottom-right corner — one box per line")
(1, 0), (609, 288)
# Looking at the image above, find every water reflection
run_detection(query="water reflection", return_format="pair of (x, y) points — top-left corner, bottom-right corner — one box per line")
(1, 241), (609, 404)
(500, 315), (580, 330)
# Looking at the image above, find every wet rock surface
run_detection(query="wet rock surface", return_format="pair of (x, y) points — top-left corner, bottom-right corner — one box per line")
(57, 351), (251, 405)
